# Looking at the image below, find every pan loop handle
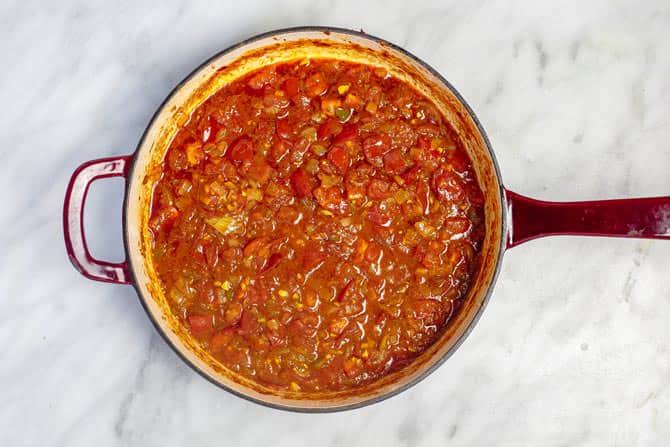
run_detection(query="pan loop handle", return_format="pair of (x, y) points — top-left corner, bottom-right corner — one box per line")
(63, 155), (132, 284)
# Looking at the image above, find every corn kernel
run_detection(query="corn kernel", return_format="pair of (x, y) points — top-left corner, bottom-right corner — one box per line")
(290, 382), (301, 391)
(277, 290), (289, 298)
(221, 281), (231, 291)
(337, 84), (350, 95)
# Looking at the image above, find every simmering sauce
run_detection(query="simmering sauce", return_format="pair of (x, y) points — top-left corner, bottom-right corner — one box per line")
(149, 59), (484, 392)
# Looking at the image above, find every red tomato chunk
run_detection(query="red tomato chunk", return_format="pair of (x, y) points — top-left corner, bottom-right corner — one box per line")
(149, 59), (485, 393)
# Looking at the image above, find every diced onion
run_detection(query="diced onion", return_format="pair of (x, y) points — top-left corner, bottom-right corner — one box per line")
(206, 215), (243, 235)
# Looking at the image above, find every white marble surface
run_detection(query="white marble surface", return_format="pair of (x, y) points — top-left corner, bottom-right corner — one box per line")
(2, 1), (670, 445)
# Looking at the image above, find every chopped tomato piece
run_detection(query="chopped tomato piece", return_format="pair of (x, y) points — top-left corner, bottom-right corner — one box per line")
(305, 72), (328, 97)
(318, 119), (343, 140)
(367, 179), (392, 199)
(367, 204), (391, 226)
(327, 144), (351, 174)
(290, 168), (315, 198)
(281, 77), (299, 98)
(333, 123), (359, 145)
(228, 137), (254, 164)
(363, 133), (391, 167)
(313, 186), (347, 213)
(401, 165), (421, 185)
(383, 149), (409, 174)
(432, 168), (465, 202)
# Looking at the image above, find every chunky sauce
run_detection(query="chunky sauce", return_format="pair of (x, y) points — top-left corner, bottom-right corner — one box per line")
(149, 59), (484, 392)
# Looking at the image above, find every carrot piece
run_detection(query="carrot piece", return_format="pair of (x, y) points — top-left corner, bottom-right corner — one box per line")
(188, 314), (211, 333)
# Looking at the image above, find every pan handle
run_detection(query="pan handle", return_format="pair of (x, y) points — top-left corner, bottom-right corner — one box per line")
(505, 190), (670, 248)
(63, 155), (132, 284)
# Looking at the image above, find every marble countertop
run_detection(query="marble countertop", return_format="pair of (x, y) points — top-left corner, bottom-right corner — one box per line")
(2, 1), (669, 445)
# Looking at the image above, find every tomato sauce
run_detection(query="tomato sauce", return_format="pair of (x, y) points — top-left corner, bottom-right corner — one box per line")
(149, 59), (484, 392)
